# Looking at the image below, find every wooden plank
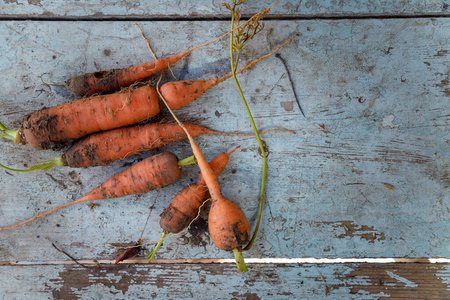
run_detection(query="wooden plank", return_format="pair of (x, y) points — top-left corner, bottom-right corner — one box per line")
(0, 263), (449, 299)
(0, 19), (449, 263)
(0, 0), (449, 19)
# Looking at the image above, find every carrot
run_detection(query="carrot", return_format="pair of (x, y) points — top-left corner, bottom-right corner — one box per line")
(0, 123), (291, 172)
(160, 34), (300, 110)
(156, 75), (250, 272)
(65, 27), (231, 97)
(64, 2), (282, 98)
(65, 52), (188, 98)
(0, 152), (193, 231)
(0, 85), (159, 150)
(161, 146), (238, 233)
(144, 147), (239, 263)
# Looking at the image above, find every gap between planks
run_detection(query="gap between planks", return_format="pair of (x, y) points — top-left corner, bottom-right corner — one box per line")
(0, 13), (450, 22)
(1, 257), (449, 266)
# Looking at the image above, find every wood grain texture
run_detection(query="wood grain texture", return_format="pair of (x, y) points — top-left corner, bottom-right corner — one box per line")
(1, 1), (450, 298)
(0, 0), (449, 19)
(0, 19), (448, 263)
(0, 263), (449, 299)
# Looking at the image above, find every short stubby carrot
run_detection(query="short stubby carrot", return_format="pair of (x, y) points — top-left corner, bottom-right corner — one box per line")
(3, 85), (159, 150)
(147, 147), (238, 263)
(0, 152), (186, 231)
(160, 146), (238, 234)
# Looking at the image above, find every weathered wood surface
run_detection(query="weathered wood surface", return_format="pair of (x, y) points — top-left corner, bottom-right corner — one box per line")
(1, 0), (450, 19)
(0, 263), (449, 299)
(0, 2), (449, 298)
(1, 19), (448, 261)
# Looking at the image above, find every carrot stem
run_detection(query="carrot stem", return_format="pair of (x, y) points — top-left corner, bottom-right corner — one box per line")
(229, 0), (266, 252)
(0, 121), (18, 141)
(147, 231), (168, 263)
(0, 156), (64, 172)
(177, 155), (197, 167)
(232, 248), (248, 272)
(181, 1), (279, 58)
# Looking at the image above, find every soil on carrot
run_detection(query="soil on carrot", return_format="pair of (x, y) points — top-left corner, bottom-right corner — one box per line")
(19, 113), (69, 150)
(187, 216), (210, 249)
(62, 143), (100, 168)
(66, 69), (121, 97)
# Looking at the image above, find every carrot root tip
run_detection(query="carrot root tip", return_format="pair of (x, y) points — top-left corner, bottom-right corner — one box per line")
(232, 248), (248, 272)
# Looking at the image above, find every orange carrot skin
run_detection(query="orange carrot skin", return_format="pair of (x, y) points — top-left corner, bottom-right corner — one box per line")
(83, 152), (181, 201)
(16, 86), (159, 150)
(0, 152), (181, 231)
(66, 53), (186, 97)
(62, 123), (213, 168)
(208, 195), (250, 251)
(159, 182), (207, 234)
(159, 152), (231, 233)
(161, 78), (220, 110)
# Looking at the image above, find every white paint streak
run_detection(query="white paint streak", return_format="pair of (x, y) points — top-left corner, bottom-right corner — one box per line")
(1, 257), (450, 266)
(386, 270), (419, 287)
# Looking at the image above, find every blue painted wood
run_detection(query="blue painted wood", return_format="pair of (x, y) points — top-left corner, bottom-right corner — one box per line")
(0, 1), (449, 298)
(0, 0), (449, 18)
(0, 19), (448, 264)
(0, 263), (449, 299)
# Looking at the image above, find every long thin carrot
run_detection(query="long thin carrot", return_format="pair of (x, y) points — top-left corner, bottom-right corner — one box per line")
(160, 33), (300, 110)
(65, 2), (280, 98)
(0, 152), (192, 231)
(0, 123), (291, 171)
(0, 85), (159, 150)
(156, 74), (250, 272)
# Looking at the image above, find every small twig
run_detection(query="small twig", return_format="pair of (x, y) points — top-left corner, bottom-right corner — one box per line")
(317, 268), (329, 296)
(46, 237), (88, 268)
(275, 53), (305, 117)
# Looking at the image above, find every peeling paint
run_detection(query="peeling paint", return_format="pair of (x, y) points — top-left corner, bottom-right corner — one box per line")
(386, 270), (419, 288)
(381, 114), (401, 128)
(280, 101), (294, 112)
(316, 221), (386, 244)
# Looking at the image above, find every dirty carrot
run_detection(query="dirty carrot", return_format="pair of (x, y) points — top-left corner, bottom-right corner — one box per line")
(157, 76), (250, 272)
(161, 146), (238, 233)
(0, 85), (159, 150)
(160, 34), (300, 110)
(147, 147), (239, 262)
(0, 152), (193, 231)
(0, 123), (291, 171)
(65, 3), (280, 98)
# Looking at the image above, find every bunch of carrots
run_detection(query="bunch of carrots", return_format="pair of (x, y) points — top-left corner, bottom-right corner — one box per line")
(0, 0), (298, 272)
